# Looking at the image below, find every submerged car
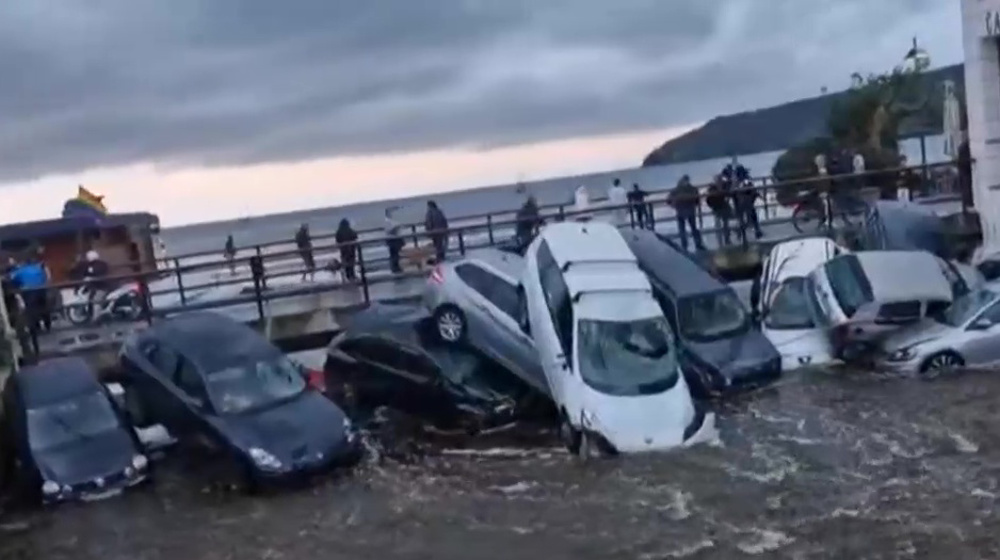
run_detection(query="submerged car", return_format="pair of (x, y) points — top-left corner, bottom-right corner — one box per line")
(0, 357), (148, 505)
(623, 230), (781, 396)
(325, 303), (549, 431)
(120, 312), (360, 490)
(753, 237), (846, 371)
(878, 283), (1000, 375)
(808, 251), (957, 358)
(521, 222), (714, 456)
(422, 249), (548, 395)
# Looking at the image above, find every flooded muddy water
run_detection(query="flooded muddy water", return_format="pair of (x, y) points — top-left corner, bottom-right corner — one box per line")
(3, 367), (1000, 559)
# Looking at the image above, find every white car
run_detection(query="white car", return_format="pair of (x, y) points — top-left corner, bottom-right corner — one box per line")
(755, 237), (847, 370)
(518, 221), (715, 456)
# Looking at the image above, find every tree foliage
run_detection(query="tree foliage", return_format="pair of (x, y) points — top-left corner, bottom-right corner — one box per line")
(771, 57), (934, 205)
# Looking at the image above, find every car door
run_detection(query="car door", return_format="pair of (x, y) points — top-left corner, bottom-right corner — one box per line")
(526, 241), (572, 402)
(136, 341), (183, 427)
(457, 263), (544, 390)
(959, 302), (1000, 366)
(339, 335), (433, 412)
(172, 356), (213, 434)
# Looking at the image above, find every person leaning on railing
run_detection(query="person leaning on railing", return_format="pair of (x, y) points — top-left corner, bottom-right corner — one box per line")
(667, 175), (704, 251)
(705, 175), (732, 247)
(424, 200), (449, 263)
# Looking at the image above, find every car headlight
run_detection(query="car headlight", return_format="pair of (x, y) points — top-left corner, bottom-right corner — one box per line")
(132, 454), (148, 470)
(887, 347), (915, 362)
(248, 447), (283, 471)
(42, 480), (60, 495)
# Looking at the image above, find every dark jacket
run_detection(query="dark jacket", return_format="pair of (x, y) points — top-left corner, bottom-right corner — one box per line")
(295, 227), (311, 250)
(425, 205), (448, 234)
(335, 220), (359, 259)
(627, 187), (647, 205)
(668, 179), (699, 214)
(516, 198), (540, 238)
(706, 182), (731, 215)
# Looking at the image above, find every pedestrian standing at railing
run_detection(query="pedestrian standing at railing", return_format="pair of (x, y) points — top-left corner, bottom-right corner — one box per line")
(425, 200), (449, 263)
(706, 175), (732, 247)
(572, 185), (591, 221)
(852, 150), (866, 189)
(734, 178), (763, 240)
(667, 175), (705, 252)
(627, 184), (649, 228)
(295, 223), (316, 281)
(515, 194), (541, 249)
(384, 207), (404, 274)
(335, 219), (359, 282)
(223, 234), (237, 276)
(607, 178), (627, 226)
(10, 252), (50, 335)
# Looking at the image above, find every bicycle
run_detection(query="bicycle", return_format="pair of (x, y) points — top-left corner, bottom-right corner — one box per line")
(791, 190), (867, 234)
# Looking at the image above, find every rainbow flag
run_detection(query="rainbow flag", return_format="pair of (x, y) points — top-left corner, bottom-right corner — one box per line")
(76, 186), (107, 214)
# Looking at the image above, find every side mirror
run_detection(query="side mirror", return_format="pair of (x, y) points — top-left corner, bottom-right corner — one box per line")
(970, 317), (993, 331)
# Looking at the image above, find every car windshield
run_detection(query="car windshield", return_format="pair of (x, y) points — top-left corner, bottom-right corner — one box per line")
(936, 288), (997, 327)
(677, 290), (750, 342)
(26, 392), (121, 452)
(577, 316), (678, 397)
(822, 255), (873, 317)
(206, 357), (306, 415)
(765, 277), (819, 330)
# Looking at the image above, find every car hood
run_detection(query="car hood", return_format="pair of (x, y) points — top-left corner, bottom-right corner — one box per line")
(217, 391), (349, 464)
(763, 327), (835, 369)
(685, 330), (780, 379)
(35, 429), (136, 486)
(881, 319), (955, 353)
(581, 382), (695, 453)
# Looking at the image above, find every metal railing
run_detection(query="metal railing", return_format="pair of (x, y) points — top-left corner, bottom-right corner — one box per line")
(6, 161), (970, 357)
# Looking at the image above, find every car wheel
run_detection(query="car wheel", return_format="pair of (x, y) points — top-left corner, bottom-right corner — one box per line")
(559, 413), (581, 454)
(919, 351), (964, 377)
(433, 305), (466, 344)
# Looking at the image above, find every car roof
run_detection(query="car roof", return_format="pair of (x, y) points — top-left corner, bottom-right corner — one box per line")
(539, 221), (636, 269)
(339, 303), (431, 346)
(14, 357), (99, 406)
(453, 248), (524, 283)
(152, 312), (279, 370)
(621, 229), (724, 297)
(564, 265), (651, 301)
(767, 237), (844, 280)
(851, 251), (953, 301)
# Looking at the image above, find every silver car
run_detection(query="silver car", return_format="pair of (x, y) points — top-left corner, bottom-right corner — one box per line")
(423, 249), (549, 397)
(879, 283), (1000, 375)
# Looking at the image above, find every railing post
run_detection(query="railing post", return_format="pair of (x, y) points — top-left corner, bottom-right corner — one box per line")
(357, 243), (370, 304)
(487, 215), (494, 245)
(254, 246), (267, 291)
(558, 205), (565, 222)
(410, 225), (420, 248)
(458, 229), (466, 256)
(249, 255), (265, 321)
(172, 258), (186, 306)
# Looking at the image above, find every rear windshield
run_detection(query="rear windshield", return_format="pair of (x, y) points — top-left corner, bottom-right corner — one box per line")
(875, 301), (922, 324)
(822, 255), (873, 317)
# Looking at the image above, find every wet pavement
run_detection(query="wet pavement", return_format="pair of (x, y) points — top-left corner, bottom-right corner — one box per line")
(3, 366), (1000, 559)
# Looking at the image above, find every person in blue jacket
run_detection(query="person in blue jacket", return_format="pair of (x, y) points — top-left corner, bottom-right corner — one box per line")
(10, 253), (50, 333)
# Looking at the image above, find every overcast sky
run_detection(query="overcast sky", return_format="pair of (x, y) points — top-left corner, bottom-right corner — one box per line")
(0, 0), (962, 225)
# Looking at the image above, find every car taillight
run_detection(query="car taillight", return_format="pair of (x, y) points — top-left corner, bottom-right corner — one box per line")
(306, 369), (326, 392)
(430, 265), (445, 284)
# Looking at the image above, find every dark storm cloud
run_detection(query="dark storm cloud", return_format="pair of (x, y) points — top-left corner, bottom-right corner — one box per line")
(0, 0), (958, 181)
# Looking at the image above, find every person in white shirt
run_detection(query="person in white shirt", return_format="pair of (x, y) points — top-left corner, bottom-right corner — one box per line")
(607, 178), (627, 225)
(573, 185), (590, 221)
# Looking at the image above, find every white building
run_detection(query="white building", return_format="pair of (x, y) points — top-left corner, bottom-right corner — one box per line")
(963, 0), (1000, 253)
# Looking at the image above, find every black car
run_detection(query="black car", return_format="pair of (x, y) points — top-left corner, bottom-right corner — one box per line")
(0, 357), (149, 505)
(622, 230), (781, 397)
(325, 303), (551, 431)
(119, 312), (360, 490)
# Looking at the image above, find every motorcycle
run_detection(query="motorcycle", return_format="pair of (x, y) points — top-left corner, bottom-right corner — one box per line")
(64, 281), (144, 325)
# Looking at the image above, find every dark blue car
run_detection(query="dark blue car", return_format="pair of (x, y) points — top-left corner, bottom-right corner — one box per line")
(621, 230), (782, 397)
(119, 312), (360, 490)
(0, 357), (149, 505)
